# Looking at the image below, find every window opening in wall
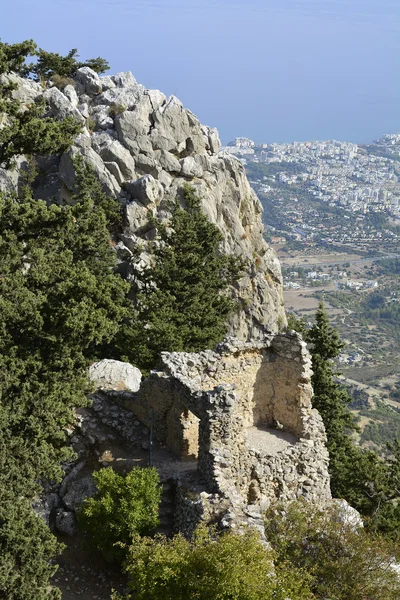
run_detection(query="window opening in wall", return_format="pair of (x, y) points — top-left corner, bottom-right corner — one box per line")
(180, 407), (200, 461)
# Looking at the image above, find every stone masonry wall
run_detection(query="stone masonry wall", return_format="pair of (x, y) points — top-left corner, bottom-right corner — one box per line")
(116, 333), (331, 516)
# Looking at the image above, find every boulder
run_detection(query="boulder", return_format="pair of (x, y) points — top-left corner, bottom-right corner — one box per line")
(78, 102), (90, 119)
(55, 509), (78, 536)
(96, 84), (146, 109)
(125, 174), (164, 206)
(3, 73), (42, 104)
(180, 156), (203, 178)
(89, 359), (142, 393)
(100, 75), (116, 91)
(63, 84), (79, 108)
(75, 67), (102, 96)
(43, 87), (85, 124)
(155, 149), (181, 174)
(332, 499), (364, 529)
(62, 475), (97, 511)
(59, 147), (120, 197)
(147, 89), (166, 111)
(100, 139), (136, 180)
(125, 201), (152, 233)
(92, 106), (114, 130)
(115, 96), (153, 144)
(113, 71), (137, 87)
(104, 161), (124, 185)
(208, 127), (221, 154)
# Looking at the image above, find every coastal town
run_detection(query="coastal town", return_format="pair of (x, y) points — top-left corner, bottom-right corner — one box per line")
(222, 135), (400, 255)
(221, 135), (400, 452)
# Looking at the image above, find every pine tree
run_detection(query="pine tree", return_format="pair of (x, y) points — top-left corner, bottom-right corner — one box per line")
(0, 40), (82, 167)
(28, 48), (109, 82)
(123, 185), (244, 371)
(0, 161), (130, 599)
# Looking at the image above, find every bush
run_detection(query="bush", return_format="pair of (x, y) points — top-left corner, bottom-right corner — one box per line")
(109, 103), (126, 118)
(78, 467), (161, 562)
(265, 501), (400, 600)
(113, 526), (313, 600)
(28, 48), (109, 82)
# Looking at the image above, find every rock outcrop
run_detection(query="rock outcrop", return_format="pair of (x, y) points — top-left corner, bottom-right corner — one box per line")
(0, 68), (286, 339)
(89, 359), (142, 393)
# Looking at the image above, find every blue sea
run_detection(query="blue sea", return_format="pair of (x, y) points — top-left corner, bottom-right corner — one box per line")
(6, 0), (400, 144)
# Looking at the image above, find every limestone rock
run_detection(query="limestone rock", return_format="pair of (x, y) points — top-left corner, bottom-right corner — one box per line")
(3, 73), (42, 104)
(180, 156), (203, 178)
(89, 359), (142, 393)
(125, 174), (164, 206)
(125, 201), (150, 233)
(113, 71), (137, 87)
(100, 139), (136, 180)
(62, 475), (97, 511)
(100, 75), (116, 91)
(75, 67), (102, 96)
(332, 499), (364, 529)
(59, 147), (120, 197)
(154, 149), (181, 174)
(1, 71), (286, 339)
(43, 87), (85, 124)
(55, 509), (78, 536)
(104, 161), (124, 185)
(64, 84), (79, 108)
(208, 127), (221, 154)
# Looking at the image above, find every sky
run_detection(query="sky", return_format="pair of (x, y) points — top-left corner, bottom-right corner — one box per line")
(3, 0), (400, 145)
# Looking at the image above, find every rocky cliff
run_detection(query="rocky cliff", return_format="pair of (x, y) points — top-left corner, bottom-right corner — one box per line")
(0, 68), (286, 338)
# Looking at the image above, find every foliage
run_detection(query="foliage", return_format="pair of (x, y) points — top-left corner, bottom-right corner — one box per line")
(359, 402), (400, 449)
(0, 39), (37, 77)
(286, 312), (309, 337)
(79, 467), (161, 562)
(122, 185), (244, 371)
(0, 39), (82, 167)
(374, 257), (400, 275)
(28, 47), (109, 82)
(289, 306), (400, 536)
(0, 491), (62, 600)
(113, 526), (314, 600)
(0, 162), (130, 597)
(265, 501), (400, 600)
(301, 303), (364, 499)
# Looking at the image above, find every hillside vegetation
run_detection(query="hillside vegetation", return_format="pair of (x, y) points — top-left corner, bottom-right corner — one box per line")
(1, 39), (400, 599)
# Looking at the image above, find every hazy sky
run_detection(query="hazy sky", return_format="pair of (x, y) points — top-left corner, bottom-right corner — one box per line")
(3, 0), (400, 144)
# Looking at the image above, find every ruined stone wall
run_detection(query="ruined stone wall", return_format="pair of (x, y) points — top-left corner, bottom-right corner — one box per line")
(88, 334), (332, 535)
(162, 333), (315, 438)
(117, 333), (332, 512)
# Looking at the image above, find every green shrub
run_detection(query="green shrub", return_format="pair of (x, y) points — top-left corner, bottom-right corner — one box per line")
(50, 74), (76, 89)
(78, 467), (161, 562)
(109, 103), (126, 118)
(29, 48), (109, 82)
(265, 501), (400, 600)
(86, 116), (97, 132)
(113, 526), (313, 600)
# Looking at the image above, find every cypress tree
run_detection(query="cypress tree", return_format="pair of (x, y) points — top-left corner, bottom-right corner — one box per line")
(290, 304), (400, 532)
(123, 185), (244, 372)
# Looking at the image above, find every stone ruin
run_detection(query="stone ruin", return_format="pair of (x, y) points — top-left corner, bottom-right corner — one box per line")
(106, 331), (331, 535)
